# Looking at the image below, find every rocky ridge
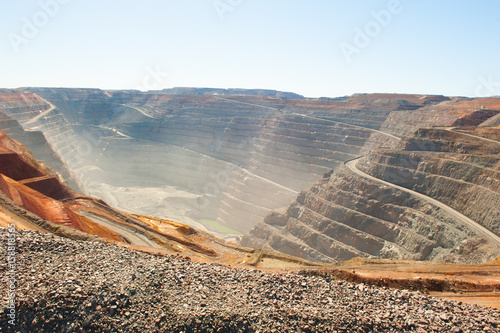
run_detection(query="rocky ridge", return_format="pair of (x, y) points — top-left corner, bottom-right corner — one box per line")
(2, 229), (500, 332)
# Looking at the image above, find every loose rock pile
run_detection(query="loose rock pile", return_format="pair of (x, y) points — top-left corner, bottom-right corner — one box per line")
(1, 229), (499, 332)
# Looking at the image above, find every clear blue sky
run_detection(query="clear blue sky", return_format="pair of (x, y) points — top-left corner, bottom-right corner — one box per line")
(1, 0), (499, 98)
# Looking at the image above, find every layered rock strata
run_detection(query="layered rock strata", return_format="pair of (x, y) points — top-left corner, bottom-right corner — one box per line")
(4, 89), (438, 234)
(242, 125), (500, 263)
(2, 89), (499, 259)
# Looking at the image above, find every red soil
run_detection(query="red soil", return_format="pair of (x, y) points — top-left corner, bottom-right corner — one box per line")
(0, 130), (125, 241)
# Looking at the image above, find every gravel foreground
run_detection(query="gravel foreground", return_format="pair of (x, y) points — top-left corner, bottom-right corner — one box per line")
(1, 229), (499, 333)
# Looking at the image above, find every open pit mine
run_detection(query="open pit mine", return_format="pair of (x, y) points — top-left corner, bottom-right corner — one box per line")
(1, 88), (500, 332)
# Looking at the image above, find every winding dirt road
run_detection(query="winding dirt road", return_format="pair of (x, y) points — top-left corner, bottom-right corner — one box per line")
(445, 127), (500, 144)
(119, 104), (158, 119)
(22, 94), (57, 126)
(345, 157), (500, 248)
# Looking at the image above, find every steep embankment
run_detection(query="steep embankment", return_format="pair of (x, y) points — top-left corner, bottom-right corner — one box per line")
(0, 130), (124, 241)
(242, 99), (500, 264)
(0, 91), (87, 191)
(0, 99), (82, 192)
(357, 127), (500, 237)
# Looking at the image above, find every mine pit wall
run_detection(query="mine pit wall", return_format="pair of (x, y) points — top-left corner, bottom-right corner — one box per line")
(103, 111), (388, 233)
(14, 89), (407, 234)
(91, 114), (376, 233)
(5, 90), (497, 263)
(0, 97), (83, 192)
(3, 89), (476, 246)
(242, 165), (499, 264)
(243, 100), (500, 264)
(356, 129), (500, 237)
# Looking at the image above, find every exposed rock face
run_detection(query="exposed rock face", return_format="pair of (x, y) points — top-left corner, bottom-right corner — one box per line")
(0, 130), (121, 239)
(452, 109), (500, 126)
(242, 125), (500, 264)
(5, 89), (445, 235)
(0, 103), (82, 192)
(480, 113), (500, 127)
(1, 129), (319, 265)
(0, 92), (86, 192)
(358, 128), (500, 235)
(2, 88), (499, 263)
